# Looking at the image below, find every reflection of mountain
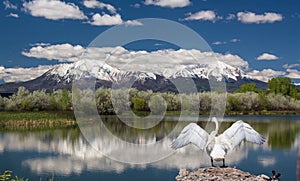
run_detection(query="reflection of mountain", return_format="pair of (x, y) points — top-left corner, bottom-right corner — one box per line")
(1, 118), (299, 175)
(0, 127), (248, 175)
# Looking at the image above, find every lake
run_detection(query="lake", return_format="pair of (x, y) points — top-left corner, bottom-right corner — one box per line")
(1, 115), (300, 180)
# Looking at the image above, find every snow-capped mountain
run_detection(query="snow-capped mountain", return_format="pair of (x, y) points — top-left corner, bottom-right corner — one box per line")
(46, 61), (158, 84)
(46, 59), (248, 83)
(0, 60), (266, 93)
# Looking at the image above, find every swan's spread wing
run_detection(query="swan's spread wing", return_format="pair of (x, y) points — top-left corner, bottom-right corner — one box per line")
(221, 120), (265, 149)
(171, 123), (209, 150)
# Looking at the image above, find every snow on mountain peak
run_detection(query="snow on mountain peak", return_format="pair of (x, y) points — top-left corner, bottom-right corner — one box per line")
(46, 59), (247, 84)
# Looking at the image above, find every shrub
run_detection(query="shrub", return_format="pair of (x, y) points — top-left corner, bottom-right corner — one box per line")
(149, 95), (167, 115)
(132, 97), (147, 111)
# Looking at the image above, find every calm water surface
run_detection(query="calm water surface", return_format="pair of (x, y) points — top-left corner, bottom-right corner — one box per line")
(1, 115), (300, 180)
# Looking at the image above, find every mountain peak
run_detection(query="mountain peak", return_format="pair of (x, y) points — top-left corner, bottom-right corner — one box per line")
(0, 60), (264, 94)
(46, 59), (248, 84)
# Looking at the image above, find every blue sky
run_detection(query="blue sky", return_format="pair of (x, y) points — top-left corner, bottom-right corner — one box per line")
(0, 0), (300, 83)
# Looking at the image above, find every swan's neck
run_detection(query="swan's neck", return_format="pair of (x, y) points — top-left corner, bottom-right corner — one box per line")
(210, 118), (219, 136)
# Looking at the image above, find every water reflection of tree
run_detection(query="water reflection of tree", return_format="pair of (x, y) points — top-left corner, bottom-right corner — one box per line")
(101, 116), (179, 143)
(35, 128), (82, 146)
(61, 127), (82, 146)
(32, 118), (300, 150)
(204, 120), (300, 150)
(267, 121), (300, 149)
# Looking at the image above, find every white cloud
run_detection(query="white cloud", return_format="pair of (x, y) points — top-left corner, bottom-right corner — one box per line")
(226, 14), (235, 20)
(22, 43), (249, 71)
(88, 13), (123, 26)
(19, 43), (252, 83)
(237, 12), (283, 24)
(22, 43), (85, 62)
(131, 3), (140, 8)
(286, 69), (300, 79)
(144, 0), (190, 8)
(30, 42), (51, 47)
(16, 43), (300, 84)
(87, 13), (142, 27)
(0, 65), (54, 83)
(83, 0), (116, 14)
(212, 39), (240, 45)
(3, 0), (17, 10)
(212, 41), (226, 45)
(183, 10), (217, 22)
(248, 69), (285, 82)
(257, 53), (279, 60)
(230, 38), (240, 43)
(7, 13), (19, 18)
(292, 13), (300, 19)
(208, 52), (249, 70)
(23, 0), (87, 20)
(124, 20), (143, 26)
(283, 63), (300, 69)
(258, 156), (276, 167)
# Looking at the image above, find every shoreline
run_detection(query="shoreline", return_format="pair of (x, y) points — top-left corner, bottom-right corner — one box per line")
(0, 111), (299, 131)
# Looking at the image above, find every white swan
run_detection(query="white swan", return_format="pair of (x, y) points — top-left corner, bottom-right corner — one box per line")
(171, 117), (266, 167)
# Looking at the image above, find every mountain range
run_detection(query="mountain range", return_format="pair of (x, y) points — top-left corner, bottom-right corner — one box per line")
(0, 60), (266, 94)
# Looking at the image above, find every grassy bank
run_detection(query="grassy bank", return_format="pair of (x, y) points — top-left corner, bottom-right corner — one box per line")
(1, 110), (299, 131)
(164, 110), (300, 116)
(226, 110), (300, 116)
(0, 111), (76, 131)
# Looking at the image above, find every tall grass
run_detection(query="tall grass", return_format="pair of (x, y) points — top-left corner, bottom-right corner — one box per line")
(0, 112), (76, 131)
(0, 111), (75, 121)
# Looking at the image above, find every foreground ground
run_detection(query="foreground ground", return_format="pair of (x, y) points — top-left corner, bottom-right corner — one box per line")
(176, 167), (279, 181)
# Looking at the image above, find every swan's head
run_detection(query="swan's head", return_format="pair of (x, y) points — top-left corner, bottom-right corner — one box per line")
(211, 117), (218, 124)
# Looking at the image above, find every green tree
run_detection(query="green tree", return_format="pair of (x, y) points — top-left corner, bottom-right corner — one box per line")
(111, 89), (130, 114)
(268, 77), (299, 99)
(49, 91), (58, 110)
(236, 83), (258, 93)
(5, 87), (31, 111)
(132, 97), (147, 111)
(227, 95), (241, 111)
(20, 99), (32, 111)
(16, 86), (30, 98)
(28, 90), (50, 111)
(161, 92), (180, 111)
(198, 92), (211, 111)
(258, 91), (269, 110)
(61, 88), (69, 111)
(266, 93), (289, 110)
(0, 96), (4, 111)
(149, 95), (167, 115)
(95, 87), (113, 114)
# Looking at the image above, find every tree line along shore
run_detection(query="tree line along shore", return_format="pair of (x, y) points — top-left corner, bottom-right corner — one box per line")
(0, 77), (299, 115)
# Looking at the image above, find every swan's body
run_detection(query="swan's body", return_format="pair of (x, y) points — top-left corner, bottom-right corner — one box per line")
(171, 117), (265, 167)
